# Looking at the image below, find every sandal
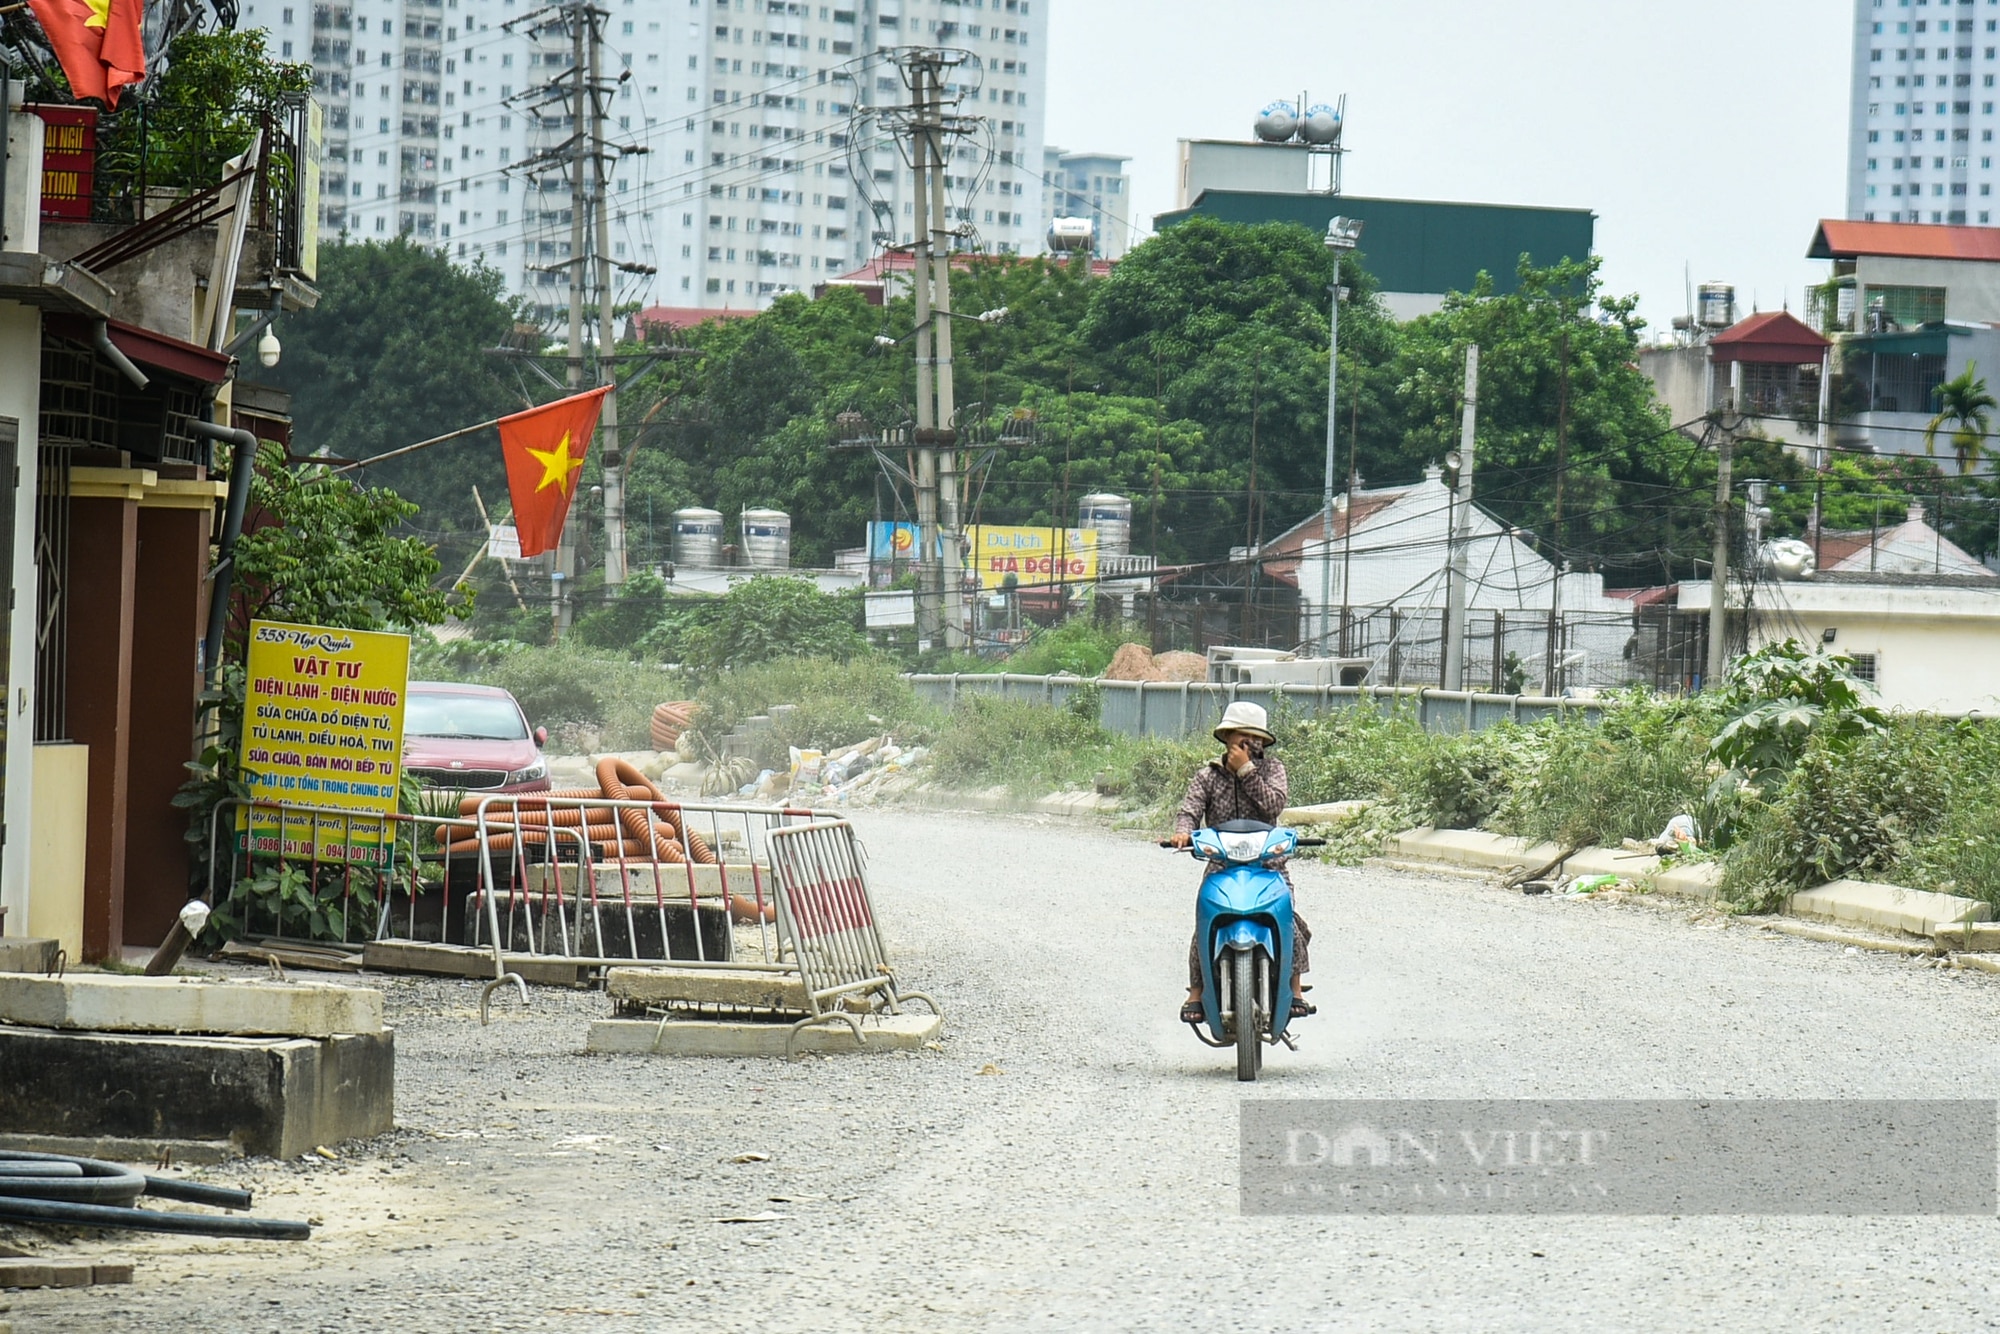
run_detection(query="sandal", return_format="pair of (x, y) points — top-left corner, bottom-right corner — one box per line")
(1289, 998), (1317, 1019)
(1180, 1000), (1205, 1024)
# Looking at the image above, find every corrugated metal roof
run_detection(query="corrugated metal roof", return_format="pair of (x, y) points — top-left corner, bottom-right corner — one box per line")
(1154, 191), (1596, 298)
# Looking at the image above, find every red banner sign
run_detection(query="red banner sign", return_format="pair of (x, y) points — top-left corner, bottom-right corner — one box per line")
(29, 105), (96, 221)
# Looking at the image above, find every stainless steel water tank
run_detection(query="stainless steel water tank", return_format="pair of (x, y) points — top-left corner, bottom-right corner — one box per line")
(1698, 282), (1736, 330)
(1077, 492), (1132, 557)
(740, 508), (792, 569)
(1253, 100), (1299, 143)
(671, 507), (724, 568)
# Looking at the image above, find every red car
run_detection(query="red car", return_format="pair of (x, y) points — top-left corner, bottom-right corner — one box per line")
(401, 682), (552, 794)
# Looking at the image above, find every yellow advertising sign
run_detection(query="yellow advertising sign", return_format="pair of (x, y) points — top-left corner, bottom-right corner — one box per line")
(967, 525), (1099, 590)
(239, 620), (411, 866)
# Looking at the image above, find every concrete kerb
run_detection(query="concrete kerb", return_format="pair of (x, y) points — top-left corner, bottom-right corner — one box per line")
(0, 973), (385, 1038)
(1376, 827), (1997, 943)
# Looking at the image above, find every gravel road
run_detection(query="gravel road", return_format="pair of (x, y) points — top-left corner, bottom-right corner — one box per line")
(11, 810), (2000, 1332)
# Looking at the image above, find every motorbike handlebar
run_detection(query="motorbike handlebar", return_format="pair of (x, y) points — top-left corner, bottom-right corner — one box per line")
(1158, 836), (1329, 848)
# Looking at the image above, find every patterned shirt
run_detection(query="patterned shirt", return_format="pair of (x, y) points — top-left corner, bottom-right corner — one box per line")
(1174, 754), (1289, 836)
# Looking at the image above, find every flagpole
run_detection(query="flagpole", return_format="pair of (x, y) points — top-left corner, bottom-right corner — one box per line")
(331, 416), (503, 472)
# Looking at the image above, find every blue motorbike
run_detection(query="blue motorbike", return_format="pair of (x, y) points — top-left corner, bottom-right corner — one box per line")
(1164, 819), (1324, 1081)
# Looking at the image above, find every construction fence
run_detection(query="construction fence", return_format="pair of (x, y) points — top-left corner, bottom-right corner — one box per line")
(906, 674), (1606, 739)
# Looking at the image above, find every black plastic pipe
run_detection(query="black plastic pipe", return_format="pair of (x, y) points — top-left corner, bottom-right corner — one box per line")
(189, 417), (261, 682)
(142, 1176), (254, 1210)
(0, 1196), (311, 1240)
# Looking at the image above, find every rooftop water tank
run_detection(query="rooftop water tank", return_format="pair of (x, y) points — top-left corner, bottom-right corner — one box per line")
(671, 507), (724, 569)
(1077, 492), (1132, 557)
(1698, 282), (1736, 330)
(1047, 216), (1095, 252)
(1299, 103), (1343, 145)
(1253, 100), (1299, 143)
(740, 508), (792, 570)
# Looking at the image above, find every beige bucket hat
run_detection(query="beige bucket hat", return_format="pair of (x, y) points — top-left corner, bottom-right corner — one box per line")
(1212, 701), (1275, 745)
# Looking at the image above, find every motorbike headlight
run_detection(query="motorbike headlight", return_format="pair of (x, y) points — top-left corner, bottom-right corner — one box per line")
(507, 759), (549, 785)
(1218, 831), (1267, 863)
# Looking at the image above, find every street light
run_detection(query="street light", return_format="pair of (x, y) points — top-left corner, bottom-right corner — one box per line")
(1319, 215), (1362, 656)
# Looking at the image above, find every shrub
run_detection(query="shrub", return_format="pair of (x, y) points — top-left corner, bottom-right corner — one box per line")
(661, 576), (868, 672)
(1721, 721), (1954, 910)
(999, 618), (1144, 677)
(926, 695), (1131, 794)
(1499, 692), (1715, 849)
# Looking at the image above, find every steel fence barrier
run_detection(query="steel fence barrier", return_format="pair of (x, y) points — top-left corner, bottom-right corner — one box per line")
(766, 819), (941, 1059)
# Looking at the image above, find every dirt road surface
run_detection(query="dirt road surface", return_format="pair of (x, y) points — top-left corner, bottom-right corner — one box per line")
(9, 810), (2000, 1331)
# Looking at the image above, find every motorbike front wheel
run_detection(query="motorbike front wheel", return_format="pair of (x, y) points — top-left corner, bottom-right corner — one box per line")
(1232, 948), (1260, 1082)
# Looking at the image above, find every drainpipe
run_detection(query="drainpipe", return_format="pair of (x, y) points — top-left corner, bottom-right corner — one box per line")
(93, 321), (149, 390)
(189, 417), (259, 682)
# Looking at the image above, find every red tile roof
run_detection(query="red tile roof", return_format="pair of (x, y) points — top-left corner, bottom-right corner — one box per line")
(630, 305), (759, 332)
(1708, 310), (1831, 365)
(1808, 219), (2000, 263)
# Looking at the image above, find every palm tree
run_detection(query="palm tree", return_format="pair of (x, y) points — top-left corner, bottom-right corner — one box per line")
(1924, 362), (1999, 474)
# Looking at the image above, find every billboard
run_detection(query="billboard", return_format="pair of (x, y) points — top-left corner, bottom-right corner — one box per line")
(238, 620), (411, 866)
(967, 526), (1098, 590)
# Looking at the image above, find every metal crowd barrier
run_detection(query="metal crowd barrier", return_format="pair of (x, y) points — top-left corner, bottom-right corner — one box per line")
(463, 793), (838, 1021)
(766, 819), (940, 1059)
(204, 797), (487, 949)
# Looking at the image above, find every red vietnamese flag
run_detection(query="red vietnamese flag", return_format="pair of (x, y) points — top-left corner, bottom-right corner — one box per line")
(497, 386), (611, 558)
(29, 0), (145, 107)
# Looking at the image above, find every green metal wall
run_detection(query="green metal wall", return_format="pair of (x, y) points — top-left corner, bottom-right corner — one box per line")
(1155, 191), (1597, 300)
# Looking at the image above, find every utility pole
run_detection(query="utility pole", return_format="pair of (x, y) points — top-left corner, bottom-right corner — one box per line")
(1706, 423), (1734, 688)
(552, 2), (589, 634)
(587, 2), (624, 589)
(1442, 344), (1479, 691)
(888, 49), (976, 652)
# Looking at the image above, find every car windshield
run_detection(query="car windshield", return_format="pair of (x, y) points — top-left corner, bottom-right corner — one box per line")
(405, 692), (528, 741)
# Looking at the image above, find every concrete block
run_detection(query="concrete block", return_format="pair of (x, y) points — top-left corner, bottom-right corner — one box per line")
(1385, 828), (1565, 873)
(606, 965), (807, 1012)
(1563, 848), (1660, 880)
(93, 1264), (134, 1285)
(0, 937), (59, 974)
(47, 1263), (93, 1288)
(0, 1264), (53, 1289)
(1933, 922), (2000, 951)
(0, 974), (383, 1037)
(1281, 801), (1370, 826)
(1648, 861), (1724, 902)
(1787, 879), (1991, 937)
(1031, 791), (1119, 818)
(360, 941), (587, 988)
(0, 1025), (394, 1159)
(586, 1011), (940, 1058)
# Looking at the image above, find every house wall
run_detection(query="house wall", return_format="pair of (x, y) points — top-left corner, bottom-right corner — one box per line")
(1639, 346), (1710, 425)
(0, 302), (37, 932)
(1681, 578), (2000, 712)
(1856, 255), (2000, 325)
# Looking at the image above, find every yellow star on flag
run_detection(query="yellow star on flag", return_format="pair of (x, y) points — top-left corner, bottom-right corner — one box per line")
(527, 429), (584, 495)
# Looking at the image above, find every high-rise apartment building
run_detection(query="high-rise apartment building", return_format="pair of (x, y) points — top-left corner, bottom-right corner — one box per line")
(1041, 147), (1131, 258)
(244, 0), (1050, 316)
(1846, 0), (2000, 225)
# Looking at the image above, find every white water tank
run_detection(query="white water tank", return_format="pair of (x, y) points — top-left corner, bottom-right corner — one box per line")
(740, 508), (792, 569)
(1077, 492), (1132, 556)
(1048, 217), (1095, 252)
(1253, 100), (1299, 143)
(1300, 103), (1343, 145)
(671, 507), (724, 568)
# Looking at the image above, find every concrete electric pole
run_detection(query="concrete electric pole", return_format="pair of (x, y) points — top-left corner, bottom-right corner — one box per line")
(1442, 344), (1478, 691)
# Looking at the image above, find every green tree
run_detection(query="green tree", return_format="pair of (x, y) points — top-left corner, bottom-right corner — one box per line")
(1923, 361), (1997, 474)
(271, 239), (519, 534)
(1387, 257), (1684, 574)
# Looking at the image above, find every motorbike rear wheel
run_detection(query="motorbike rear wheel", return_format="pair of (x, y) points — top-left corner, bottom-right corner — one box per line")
(1232, 948), (1259, 1082)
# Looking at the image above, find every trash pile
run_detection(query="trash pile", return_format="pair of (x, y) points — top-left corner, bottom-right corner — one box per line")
(707, 735), (928, 806)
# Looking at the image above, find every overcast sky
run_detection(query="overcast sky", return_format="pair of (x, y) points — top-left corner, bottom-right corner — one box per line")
(1043, 0), (1850, 334)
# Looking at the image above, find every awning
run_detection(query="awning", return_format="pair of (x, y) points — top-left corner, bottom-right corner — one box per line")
(46, 314), (235, 385)
(1839, 323), (1968, 359)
